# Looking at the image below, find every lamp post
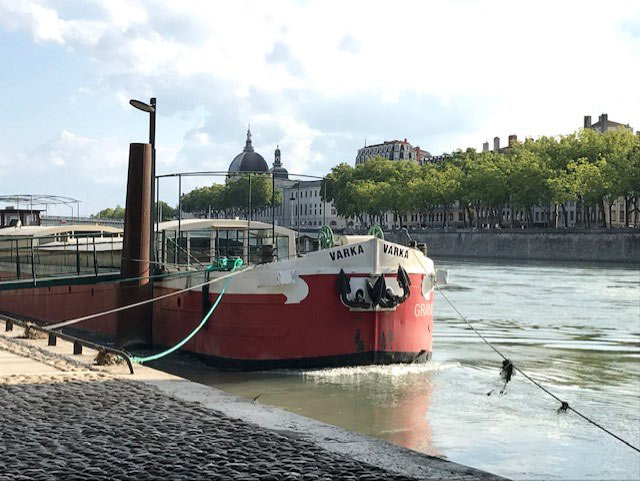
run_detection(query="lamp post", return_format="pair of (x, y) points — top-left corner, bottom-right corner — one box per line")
(129, 97), (156, 332)
(129, 97), (156, 265)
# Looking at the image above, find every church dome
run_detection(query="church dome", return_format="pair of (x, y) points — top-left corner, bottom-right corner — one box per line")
(228, 128), (269, 175)
(270, 144), (289, 179)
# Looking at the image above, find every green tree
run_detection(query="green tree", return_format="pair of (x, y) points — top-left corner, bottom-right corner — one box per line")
(569, 157), (607, 228)
(181, 176), (281, 220)
(411, 163), (441, 225)
(156, 201), (177, 221)
(459, 151), (509, 228)
(599, 129), (640, 226)
(181, 184), (226, 217)
(93, 205), (125, 219)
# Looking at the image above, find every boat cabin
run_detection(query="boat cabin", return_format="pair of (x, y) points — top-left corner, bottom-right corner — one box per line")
(0, 225), (124, 282)
(0, 207), (43, 228)
(0, 224), (123, 248)
(158, 219), (297, 267)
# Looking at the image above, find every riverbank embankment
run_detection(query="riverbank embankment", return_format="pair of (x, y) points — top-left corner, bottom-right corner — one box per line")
(386, 229), (640, 264)
(0, 319), (505, 480)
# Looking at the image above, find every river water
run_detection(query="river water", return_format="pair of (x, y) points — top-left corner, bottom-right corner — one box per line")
(159, 258), (640, 480)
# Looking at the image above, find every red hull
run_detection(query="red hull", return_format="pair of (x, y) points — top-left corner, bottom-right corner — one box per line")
(153, 272), (433, 369)
(0, 273), (433, 370)
(0, 282), (118, 335)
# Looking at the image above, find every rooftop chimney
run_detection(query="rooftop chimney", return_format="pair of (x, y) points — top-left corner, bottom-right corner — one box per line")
(508, 134), (517, 147)
(602, 113), (608, 125)
(482, 141), (489, 152)
(584, 115), (592, 129)
(493, 136), (500, 151)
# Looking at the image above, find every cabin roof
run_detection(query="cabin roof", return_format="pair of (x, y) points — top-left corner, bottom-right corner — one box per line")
(0, 224), (123, 238)
(158, 219), (296, 236)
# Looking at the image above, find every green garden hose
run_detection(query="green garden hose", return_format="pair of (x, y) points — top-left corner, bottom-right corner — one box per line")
(131, 258), (244, 364)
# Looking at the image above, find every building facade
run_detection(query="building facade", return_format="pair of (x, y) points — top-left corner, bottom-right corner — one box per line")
(252, 143), (345, 232)
(355, 139), (430, 165)
(584, 113), (634, 133)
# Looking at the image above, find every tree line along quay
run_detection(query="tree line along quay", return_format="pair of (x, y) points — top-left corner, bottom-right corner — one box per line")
(324, 128), (639, 230)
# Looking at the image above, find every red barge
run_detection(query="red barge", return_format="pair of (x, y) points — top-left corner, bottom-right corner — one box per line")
(0, 217), (435, 370)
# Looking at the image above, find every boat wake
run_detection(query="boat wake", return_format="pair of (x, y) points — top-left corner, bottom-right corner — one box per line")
(298, 361), (461, 381)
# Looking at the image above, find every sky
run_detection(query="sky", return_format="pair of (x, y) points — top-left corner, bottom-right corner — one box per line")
(1, 0), (639, 216)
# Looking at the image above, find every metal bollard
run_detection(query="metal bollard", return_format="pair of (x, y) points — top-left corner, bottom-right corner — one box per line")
(73, 340), (83, 355)
(5, 320), (13, 332)
(48, 333), (57, 346)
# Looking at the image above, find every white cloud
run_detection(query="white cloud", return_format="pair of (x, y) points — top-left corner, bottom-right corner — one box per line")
(26, 130), (128, 183)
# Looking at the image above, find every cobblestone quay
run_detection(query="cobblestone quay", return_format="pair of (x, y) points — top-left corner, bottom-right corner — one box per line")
(0, 327), (503, 481)
(1, 373), (422, 481)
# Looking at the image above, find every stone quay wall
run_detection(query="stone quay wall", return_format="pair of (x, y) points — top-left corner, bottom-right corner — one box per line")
(386, 230), (640, 263)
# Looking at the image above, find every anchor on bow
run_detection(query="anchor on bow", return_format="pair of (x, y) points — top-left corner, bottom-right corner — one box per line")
(337, 265), (411, 310)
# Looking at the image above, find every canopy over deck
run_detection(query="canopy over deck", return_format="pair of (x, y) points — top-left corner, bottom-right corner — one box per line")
(158, 219), (295, 236)
(0, 224), (123, 239)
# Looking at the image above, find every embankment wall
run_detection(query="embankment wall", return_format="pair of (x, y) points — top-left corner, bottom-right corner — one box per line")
(386, 230), (640, 264)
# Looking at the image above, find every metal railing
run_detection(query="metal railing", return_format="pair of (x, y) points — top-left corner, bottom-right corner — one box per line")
(1, 313), (134, 374)
(0, 233), (122, 284)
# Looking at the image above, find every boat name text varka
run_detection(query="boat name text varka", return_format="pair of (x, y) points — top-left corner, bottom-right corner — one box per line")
(383, 244), (409, 259)
(328, 244), (410, 261)
(329, 245), (365, 261)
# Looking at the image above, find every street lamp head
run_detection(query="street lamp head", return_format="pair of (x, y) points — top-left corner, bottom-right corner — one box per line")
(129, 99), (155, 113)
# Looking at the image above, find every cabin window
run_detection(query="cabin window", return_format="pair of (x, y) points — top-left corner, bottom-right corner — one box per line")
(215, 229), (244, 261)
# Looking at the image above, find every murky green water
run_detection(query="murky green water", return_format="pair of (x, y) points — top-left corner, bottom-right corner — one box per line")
(159, 258), (640, 480)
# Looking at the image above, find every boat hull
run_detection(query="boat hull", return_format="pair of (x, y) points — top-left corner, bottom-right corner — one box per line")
(152, 272), (434, 370)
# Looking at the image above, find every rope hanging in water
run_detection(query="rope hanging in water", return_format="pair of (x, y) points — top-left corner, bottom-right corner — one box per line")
(131, 258), (243, 364)
(435, 284), (640, 455)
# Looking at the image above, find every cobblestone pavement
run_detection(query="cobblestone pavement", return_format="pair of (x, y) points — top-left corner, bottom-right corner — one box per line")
(1, 376), (421, 480)
(0, 337), (420, 481)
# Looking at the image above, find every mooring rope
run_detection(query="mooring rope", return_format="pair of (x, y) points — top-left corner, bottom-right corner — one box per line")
(131, 258), (243, 364)
(409, 250), (640, 454)
(435, 285), (640, 454)
(104, 266), (210, 286)
(46, 263), (254, 331)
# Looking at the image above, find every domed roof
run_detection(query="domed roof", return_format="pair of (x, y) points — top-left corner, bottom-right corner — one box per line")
(271, 166), (289, 179)
(228, 128), (269, 174)
(270, 144), (289, 179)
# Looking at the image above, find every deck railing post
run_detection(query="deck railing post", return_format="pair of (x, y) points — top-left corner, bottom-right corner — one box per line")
(161, 230), (166, 265)
(30, 238), (36, 284)
(186, 231), (190, 268)
(15, 240), (20, 279)
(174, 230), (178, 264)
(75, 236), (80, 275)
(177, 173), (182, 252)
(93, 236), (98, 275)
